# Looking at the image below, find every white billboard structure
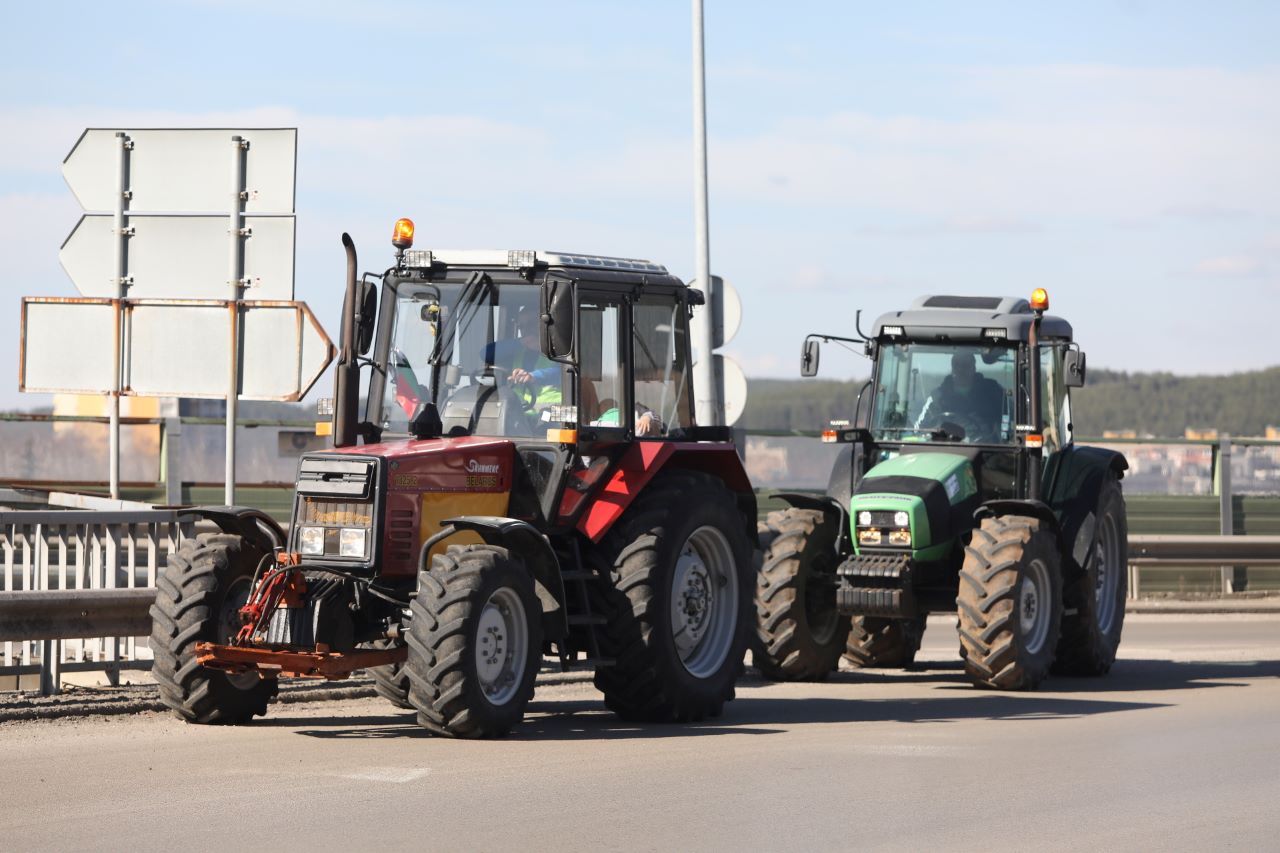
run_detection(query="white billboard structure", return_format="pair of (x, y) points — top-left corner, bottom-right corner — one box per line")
(21, 128), (334, 502)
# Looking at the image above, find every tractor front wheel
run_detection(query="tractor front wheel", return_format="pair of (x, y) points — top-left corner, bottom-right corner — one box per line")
(753, 508), (850, 681)
(593, 471), (753, 722)
(404, 544), (542, 738)
(957, 515), (1062, 690)
(149, 533), (278, 724)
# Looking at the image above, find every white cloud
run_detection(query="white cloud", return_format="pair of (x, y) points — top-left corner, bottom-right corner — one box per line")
(1188, 255), (1267, 279)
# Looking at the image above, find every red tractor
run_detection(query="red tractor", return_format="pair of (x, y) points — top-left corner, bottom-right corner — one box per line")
(150, 221), (757, 737)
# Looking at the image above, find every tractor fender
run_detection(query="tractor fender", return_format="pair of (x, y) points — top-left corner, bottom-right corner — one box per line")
(576, 442), (757, 544)
(1042, 444), (1130, 579)
(184, 506), (287, 553)
(975, 499), (1063, 544)
(771, 491), (849, 553)
(439, 515), (568, 641)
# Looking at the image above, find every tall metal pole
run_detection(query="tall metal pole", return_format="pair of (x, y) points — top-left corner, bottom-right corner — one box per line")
(226, 136), (248, 505)
(691, 0), (720, 425)
(109, 132), (131, 500)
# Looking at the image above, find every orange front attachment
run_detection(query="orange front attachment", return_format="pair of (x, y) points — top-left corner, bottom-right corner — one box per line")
(196, 642), (407, 680)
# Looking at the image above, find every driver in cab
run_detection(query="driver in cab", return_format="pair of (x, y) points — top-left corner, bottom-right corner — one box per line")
(917, 352), (1003, 440)
(484, 308), (562, 409)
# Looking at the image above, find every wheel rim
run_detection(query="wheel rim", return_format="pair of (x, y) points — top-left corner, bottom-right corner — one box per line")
(670, 525), (739, 679)
(1019, 559), (1052, 655)
(474, 587), (529, 706)
(217, 576), (259, 691)
(1094, 512), (1122, 634)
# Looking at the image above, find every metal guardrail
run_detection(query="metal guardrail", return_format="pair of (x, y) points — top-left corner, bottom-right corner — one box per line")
(2, 507), (1275, 696)
(0, 510), (192, 695)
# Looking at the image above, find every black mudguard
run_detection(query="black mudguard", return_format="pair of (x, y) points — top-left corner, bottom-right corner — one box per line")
(440, 515), (568, 641)
(1042, 445), (1128, 579)
(187, 505), (287, 552)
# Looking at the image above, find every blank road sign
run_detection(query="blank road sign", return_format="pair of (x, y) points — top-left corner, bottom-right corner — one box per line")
(62, 128), (297, 214)
(19, 299), (118, 394)
(126, 301), (333, 400)
(20, 298), (334, 401)
(60, 214), (296, 300)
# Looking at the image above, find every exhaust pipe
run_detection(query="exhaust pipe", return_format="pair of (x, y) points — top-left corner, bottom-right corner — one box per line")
(333, 233), (360, 447)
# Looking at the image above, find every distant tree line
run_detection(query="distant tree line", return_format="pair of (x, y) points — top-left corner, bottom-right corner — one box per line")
(741, 367), (1280, 438)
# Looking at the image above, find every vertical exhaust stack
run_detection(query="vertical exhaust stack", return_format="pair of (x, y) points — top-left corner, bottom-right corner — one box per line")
(333, 233), (360, 447)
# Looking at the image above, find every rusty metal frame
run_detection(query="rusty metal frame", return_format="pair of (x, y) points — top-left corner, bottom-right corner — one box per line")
(18, 296), (334, 401)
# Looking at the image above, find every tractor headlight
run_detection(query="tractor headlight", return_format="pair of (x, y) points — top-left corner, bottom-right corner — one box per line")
(858, 511), (872, 526)
(299, 526), (325, 556)
(888, 529), (912, 546)
(894, 511), (910, 527)
(339, 527), (367, 558)
(858, 528), (882, 546)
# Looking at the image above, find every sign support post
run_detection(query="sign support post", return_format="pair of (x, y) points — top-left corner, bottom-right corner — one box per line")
(226, 136), (248, 505)
(109, 132), (132, 500)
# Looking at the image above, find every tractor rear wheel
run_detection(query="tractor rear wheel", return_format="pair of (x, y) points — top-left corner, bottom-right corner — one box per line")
(957, 515), (1062, 690)
(843, 614), (926, 669)
(593, 471), (753, 722)
(753, 508), (850, 681)
(404, 544), (542, 738)
(1054, 476), (1128, 676)
(149, 533), (278, 724)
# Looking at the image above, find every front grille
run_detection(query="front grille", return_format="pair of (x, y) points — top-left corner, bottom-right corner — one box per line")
(297, 457), (375, 499)
(387, 509), (414, 562)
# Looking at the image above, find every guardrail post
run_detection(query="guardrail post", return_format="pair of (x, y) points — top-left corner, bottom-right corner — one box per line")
(1217, 434), (1238, 594)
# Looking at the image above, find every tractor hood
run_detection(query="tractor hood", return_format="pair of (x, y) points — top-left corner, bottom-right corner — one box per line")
(851, 452), (979, 558)
(299, 436), (517, 578)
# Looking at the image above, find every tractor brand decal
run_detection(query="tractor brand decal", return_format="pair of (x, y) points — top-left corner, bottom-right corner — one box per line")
(387, 451), (512, 492)
(944, 474), (960, 499)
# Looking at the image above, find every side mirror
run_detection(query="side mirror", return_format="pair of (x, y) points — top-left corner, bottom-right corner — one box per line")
(801, 339), (820, 377)
(540, 278), (575, 361)
(355, 280), (377, 355)
(1064, 349), (1086, 387)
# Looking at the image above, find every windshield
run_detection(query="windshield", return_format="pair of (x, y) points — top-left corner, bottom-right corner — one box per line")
(870, 342), (1017, 444)
(376, 279), (565, 438)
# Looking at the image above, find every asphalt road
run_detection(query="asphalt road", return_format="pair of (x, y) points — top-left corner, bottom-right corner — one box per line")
(2, 614), (1277, 852)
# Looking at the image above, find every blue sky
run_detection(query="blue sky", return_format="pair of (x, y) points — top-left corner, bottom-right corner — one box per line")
(2, 0), (1277, 409)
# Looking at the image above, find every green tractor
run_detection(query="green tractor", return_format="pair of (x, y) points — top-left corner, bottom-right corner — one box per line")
(754, 291), (1128, 690)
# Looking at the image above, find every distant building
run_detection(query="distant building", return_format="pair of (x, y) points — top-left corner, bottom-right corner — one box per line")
(1184, 427), (1219, 441)
(1102, 429), (1138, 439)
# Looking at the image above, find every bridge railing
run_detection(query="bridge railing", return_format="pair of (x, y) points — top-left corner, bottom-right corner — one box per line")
(0, 510), (193, 695)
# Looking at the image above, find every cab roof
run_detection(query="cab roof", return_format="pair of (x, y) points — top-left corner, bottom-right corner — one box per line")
(872, 294), (1073, 343)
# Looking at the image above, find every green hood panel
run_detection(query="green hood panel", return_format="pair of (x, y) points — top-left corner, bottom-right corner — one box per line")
(863, 452), (976, 499)
(850, 451), (978, 556)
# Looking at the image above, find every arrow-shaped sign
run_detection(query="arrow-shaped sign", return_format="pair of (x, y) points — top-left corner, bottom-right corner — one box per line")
(21, 298), (334, 401)
(62, 128), (297, 214)
(60, 214), (296, 300)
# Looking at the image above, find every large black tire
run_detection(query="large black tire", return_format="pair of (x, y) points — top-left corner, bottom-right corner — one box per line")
(957, 516), (1063, 690)
(843, 614), (926, 669)
(149, 533), (278, 724)
(365, 638), (411, 709)
(593, 471), (753, 722)
(752, 508), (850, 681)
(1054, 476), (1128, 675)
(404, 544), (542, 738)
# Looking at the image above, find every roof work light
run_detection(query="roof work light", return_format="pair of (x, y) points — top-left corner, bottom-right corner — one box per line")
(392, 218), (415, 249)
(1030, 288), (1049, 312)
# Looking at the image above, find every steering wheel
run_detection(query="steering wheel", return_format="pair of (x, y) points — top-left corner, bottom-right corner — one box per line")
(936, 410), (985, 442)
